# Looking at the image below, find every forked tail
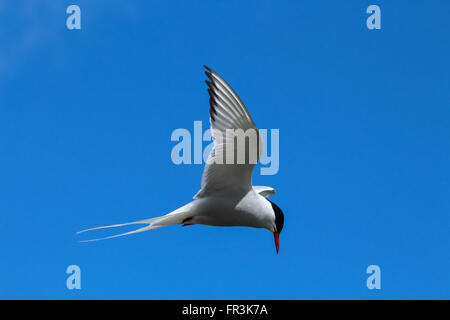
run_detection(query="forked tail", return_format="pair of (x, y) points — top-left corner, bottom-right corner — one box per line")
(77, 202), (194, 242)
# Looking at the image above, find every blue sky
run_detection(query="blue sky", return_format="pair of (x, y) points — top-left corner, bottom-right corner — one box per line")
(0, 1), (449, 299)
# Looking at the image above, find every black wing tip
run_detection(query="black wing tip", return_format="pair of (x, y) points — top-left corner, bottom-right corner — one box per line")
(204, 71), (214, 82)
(204, 66), (217, 80)
(208, 92), (218, 121)
(204, 66), (219, 122)
(209, 105), (216, 122)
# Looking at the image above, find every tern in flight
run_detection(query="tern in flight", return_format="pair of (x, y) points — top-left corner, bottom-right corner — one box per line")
(78, 66), (284, 253)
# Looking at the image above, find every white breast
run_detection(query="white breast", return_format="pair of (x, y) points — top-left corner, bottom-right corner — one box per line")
(190, 189), (274, 230)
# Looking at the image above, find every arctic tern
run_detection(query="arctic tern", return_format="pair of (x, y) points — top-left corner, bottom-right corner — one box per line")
(78, 66), (285, 253)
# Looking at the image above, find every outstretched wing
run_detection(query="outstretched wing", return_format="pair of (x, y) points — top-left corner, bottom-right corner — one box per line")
(195, 66), (263, 198)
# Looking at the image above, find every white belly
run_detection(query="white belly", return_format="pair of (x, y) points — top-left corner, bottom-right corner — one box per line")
(190, 190), (274, 229)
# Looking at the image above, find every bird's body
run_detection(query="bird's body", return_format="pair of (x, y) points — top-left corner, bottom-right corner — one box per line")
(186, 188), (275, 229)
(79, 66), (285, 253)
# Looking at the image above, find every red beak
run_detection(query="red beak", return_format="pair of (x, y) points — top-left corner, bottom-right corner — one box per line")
(273, 232), (280, 254)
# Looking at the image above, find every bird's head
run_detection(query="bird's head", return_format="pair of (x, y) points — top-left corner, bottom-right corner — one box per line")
(268, 200), (284, 254)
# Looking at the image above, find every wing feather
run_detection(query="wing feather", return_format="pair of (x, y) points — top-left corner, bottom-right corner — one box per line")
(195, 66), (263, 198)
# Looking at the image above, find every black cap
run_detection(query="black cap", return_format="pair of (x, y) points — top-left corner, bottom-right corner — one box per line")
(268, 200), (284, 234)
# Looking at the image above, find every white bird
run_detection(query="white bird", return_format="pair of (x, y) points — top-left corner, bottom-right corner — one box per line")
(78, 66), (284, 253)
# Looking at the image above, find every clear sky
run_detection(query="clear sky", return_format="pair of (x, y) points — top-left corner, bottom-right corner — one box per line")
(0, 1), (449, 299)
